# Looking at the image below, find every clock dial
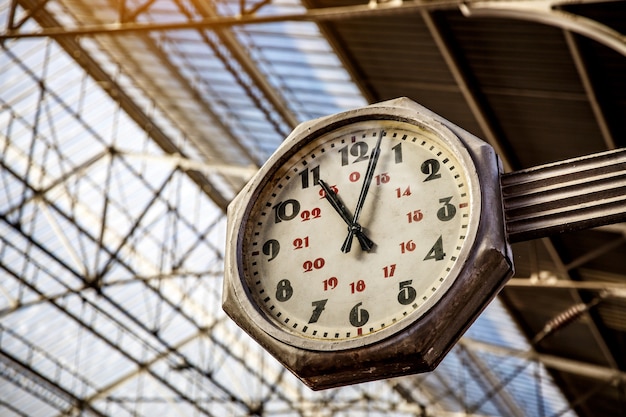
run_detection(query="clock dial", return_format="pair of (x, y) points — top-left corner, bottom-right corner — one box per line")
(239, 118), (475, 349)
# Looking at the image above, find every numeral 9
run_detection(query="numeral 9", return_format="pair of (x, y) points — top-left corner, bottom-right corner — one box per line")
(262, 239), (280, 261)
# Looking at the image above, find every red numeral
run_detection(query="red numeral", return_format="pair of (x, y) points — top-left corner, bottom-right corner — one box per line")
(293, 237), (310, 250)
(350, 280), (366, 293)
(400, 240), (416, 254)
(301, 207), (322, 221)
(375, 172), (390, 185)
(318, 185), (338, 199)
(395, 186), (411, 198)
(349, 172), (360, 182)
(407, 209), (423, 223)
(383, 264), (396, 278)
(303, 257), (325, 272)
(323, 277), (338, 291)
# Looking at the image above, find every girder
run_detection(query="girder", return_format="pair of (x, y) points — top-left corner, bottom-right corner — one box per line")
(2, 0), (624, 416)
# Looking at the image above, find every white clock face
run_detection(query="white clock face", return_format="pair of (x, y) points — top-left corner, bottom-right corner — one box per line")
(239, 118), (476, 350)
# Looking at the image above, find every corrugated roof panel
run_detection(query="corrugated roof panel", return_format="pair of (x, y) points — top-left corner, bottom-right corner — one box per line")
(446, 14), (586, 94)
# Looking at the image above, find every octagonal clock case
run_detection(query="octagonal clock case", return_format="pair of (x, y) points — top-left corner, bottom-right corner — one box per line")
(223, 97), (514, 390)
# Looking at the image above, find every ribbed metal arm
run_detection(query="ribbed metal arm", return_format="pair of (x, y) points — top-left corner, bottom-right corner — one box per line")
(502, 148), (626, 243)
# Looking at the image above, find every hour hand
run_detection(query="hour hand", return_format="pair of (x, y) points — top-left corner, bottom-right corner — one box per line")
(319, 180), (375, 252)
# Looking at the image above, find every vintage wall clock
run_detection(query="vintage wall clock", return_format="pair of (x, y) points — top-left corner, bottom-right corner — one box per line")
(223, 97), (514, 389)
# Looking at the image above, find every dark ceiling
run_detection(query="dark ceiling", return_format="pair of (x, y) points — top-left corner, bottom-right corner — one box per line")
(307, 1), (626, 416)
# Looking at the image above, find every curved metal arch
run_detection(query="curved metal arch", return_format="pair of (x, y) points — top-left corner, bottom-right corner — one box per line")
(460, 0), (626, 56)
(4, 0), (624, 58)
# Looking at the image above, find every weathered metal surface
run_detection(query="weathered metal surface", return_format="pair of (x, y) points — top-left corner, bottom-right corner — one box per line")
(502, 148), (626, 243)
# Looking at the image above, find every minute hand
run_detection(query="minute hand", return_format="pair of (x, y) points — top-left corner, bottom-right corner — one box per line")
(319, 179), (375, 251)
(342, 131), (383, 253)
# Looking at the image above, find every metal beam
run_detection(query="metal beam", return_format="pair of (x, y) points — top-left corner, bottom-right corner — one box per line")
(458, 345), (527, 417)
(461, 0), (626, 57)
(191, 0), (300, 131)
(461, 337), (626, 383)
(0, 325), (115, 416)
(507, 278), (626, 297)
(15, 0), (232, 212)
(563, 29), (617, 150)
(538, 237), (620, 372)
(421, 10), (515, 171)
(0, 0), (461, 39)
(3, 0), (624, 65)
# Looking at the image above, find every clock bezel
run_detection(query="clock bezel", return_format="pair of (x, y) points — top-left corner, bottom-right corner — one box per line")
(228, 103), (483, 352)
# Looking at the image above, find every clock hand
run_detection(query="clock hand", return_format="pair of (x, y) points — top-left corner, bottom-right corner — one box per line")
(319, 179), (375, 251)
(342, 131), (383, 253)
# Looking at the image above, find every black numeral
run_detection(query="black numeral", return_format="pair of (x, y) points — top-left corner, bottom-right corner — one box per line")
(273, 199), (300, 223)
(299, 166), (320, 189)
(276, 279), (293, 302)
(397, 280), (417, 305)
(339, 141), (369, 166)
(392, 143), (403, 164)
(309, 299), (328, 323)
(421, 159), (441, 181)
(424, 235), (445, 261)
(349, 302), (370, 327)
(437, 196), (456, 221)
(262, 239), (280, 261)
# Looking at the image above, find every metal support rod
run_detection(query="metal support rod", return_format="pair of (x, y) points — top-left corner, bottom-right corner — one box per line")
(0, 351), (108, 416)
(461, 0), (626, 57)
(563, 29), (617, 150)
(3, 0), (625, 64)
(502, 148), (626, 243)
(460, 337), (626, 383)
(507, 278), (626, 294)
(5, 0), (50, 32)
(421, 10), (515, 172)
(0, 0), (460, 39)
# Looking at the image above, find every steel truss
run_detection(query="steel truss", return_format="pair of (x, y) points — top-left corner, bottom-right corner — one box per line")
(2, 0), (624, 416)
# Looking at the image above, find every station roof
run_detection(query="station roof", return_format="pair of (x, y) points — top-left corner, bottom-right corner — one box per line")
(1, 1), (625, 416)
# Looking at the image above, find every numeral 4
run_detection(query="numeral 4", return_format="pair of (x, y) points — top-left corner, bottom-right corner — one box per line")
(424, 235), (445, 261)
